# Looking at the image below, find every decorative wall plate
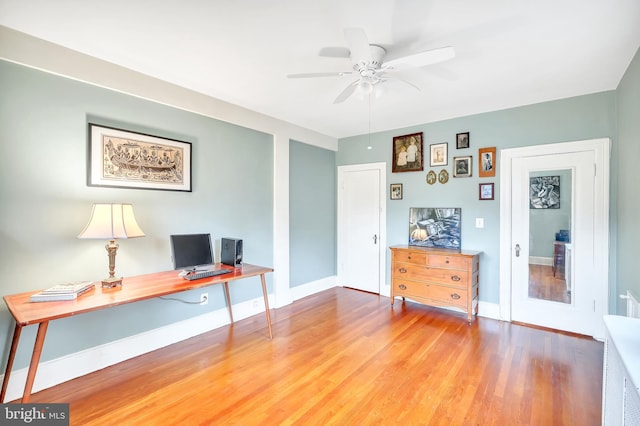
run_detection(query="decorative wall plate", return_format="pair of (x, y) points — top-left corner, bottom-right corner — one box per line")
(426, 170), (436, 185)
(438, 169), (449, 184)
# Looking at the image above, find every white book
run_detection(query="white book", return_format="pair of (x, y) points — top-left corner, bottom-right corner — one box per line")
(30, 284), (95, 302)
(41, 281), (94, 294)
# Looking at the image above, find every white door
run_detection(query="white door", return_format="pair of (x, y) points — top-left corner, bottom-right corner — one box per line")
(337, 163), (386, 294)
(512, 152), (594, 333)
(500, 138), (610, 339)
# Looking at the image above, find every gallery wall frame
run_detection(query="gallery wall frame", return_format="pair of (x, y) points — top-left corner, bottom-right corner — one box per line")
(456, 132), (470, 149)
(479, 183), (494, 200)
(453, 156), (472, 177)
(430, 142), (448, 167)
(392, 132), (424, 173)
(88, 123), (192, 192)
(478, 147), (497, 177)
(390, 183), (403, 200)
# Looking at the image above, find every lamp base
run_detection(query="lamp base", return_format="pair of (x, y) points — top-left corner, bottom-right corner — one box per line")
(101, 277), (123, 288)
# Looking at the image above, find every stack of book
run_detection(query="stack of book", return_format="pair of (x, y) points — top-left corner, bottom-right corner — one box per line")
(30, 281), (95, 302)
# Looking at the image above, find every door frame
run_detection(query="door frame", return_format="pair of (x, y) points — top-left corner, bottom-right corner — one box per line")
(499, 138), (610, 339)
(337, 162), (387, 296)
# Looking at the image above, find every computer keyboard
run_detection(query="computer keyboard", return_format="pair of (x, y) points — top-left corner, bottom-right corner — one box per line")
(183, 269), (233, 281)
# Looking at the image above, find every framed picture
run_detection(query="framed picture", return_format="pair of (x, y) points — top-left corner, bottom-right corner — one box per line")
(456, 132), (470, 149)
(478, 147), (496, 177)
(479, 183), (494, 200)
(88, 124), (192, 192)
(426, 170), (437, 185)
(409, 207), (461, 249)
(392, 132), (424, 173)
(530, 176), (560, 209)
(438, 169), (449, 184)
(453, 156), (472, 177)
(429, 142), (448, 167)
(390, 183), (403, 200)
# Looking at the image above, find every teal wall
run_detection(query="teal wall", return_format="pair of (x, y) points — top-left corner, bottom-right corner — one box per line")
(338, 92), (616, 305)
(0, 60), (275, 369)
(289, 140), (336, 286)
(616, 47), (640, 311)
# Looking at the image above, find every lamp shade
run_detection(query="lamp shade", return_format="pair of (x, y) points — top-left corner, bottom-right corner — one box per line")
(78, 204), (145, 239)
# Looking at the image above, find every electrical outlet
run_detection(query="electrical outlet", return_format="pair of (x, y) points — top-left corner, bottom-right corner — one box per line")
(200, 293), (208, 305)
(253, 300), (259, 309)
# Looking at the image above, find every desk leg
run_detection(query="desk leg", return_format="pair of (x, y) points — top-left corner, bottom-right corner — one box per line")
(260, 273), (273, 339)
(223, 282), (234, 323)
(0, 323), (23, 403)
(22, 321), (49, 403)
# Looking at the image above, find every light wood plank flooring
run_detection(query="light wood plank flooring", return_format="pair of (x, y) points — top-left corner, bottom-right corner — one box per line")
(19, 287), (603, 425)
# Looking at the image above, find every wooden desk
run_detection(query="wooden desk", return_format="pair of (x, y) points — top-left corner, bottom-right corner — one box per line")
(0, 263), (274, 403)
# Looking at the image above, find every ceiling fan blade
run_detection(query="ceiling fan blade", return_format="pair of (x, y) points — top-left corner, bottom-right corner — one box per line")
(344, 28), (371, 65)
(333, 80), (359, 104)
(318, 46), (351, 58)
(385, 75), (421, 91)
(287, 71), (353, 79)
(385, 46), (455, 69)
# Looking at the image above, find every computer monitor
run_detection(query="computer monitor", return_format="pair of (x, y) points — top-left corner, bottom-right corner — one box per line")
(169, 233), (214, 271)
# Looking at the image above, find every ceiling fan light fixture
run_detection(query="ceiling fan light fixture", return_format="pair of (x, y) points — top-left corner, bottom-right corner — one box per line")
(358, 79), (374, 95)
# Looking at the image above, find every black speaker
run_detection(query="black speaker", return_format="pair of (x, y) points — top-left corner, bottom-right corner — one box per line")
(221, 238), (243, 267)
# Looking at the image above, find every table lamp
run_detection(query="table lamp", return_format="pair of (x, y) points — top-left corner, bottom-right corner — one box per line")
(78, 203), (145, 288)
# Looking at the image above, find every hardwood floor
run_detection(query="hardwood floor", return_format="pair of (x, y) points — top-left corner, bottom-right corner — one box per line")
(529, 264), (571, 304)
(20, 287), (603, 425)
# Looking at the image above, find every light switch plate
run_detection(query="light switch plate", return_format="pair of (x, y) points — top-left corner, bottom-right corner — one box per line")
(475, 218), (484, 228)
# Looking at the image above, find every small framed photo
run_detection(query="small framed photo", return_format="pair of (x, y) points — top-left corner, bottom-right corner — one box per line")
(453, 156), (472, 177)
(456, 132), (470, 149)
(429, 143), (448, 167)
(390, 183), (403, 200)
(392, 132), (423, 173)
(478, 147), (496, 177)
(479, 183), (494, 200)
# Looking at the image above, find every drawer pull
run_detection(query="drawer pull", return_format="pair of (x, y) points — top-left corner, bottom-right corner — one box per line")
(445, 258), (450, 264)
(399, 284), (407, 290)
(451, 293), (461, 300)
(399, 267), (407, 273)
(450, 275), (461, 282)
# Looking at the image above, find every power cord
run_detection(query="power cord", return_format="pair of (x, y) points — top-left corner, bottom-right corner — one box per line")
(159, 296), (205, 305)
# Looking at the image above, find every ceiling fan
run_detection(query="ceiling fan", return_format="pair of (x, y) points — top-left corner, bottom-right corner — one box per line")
(287, 28), (455, 104)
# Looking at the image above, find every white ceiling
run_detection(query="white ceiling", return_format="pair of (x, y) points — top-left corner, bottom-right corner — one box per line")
(1, 0), (639, 139)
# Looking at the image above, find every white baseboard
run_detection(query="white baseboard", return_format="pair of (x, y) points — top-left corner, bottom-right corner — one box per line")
(1, 295), (273, 403)
(290, 276), (337, 301)
(478, 301), (500, 320)
(529, 256), (553, 266)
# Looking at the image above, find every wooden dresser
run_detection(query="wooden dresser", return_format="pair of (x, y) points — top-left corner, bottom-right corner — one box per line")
(390, 245), (481, 322)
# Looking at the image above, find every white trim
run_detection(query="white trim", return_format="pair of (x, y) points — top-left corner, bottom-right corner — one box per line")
(290, 276), (337, 301)
(499, 138), (610, 338)
(337, 162), (387, 296)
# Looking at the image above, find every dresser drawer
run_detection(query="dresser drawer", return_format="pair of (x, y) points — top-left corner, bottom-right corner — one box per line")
(393, 280), (468, 307)
(428, 254), (468, 270)
(393, 250), (427, 265)
(394, 264), (468, 287)
(427, 285), (468, 307)
(393, 279), (430, 299)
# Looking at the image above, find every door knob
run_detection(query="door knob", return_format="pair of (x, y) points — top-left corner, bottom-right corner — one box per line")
(515, 244), (521, 257)
(373, 234), (377, 244)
